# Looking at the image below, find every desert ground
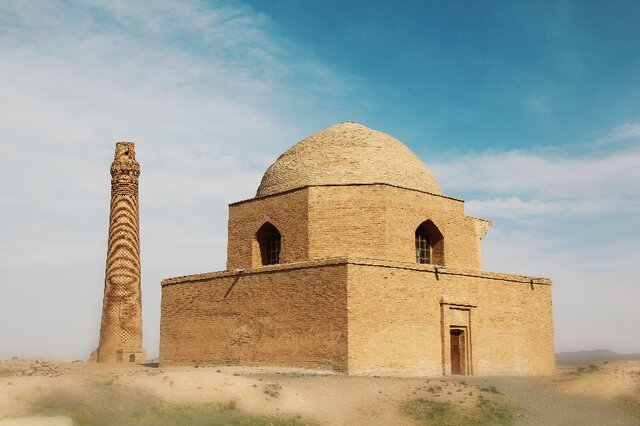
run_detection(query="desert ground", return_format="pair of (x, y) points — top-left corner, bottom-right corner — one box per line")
(0, 359), (638, 425)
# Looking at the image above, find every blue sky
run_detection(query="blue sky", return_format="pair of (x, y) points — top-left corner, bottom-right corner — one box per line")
(0, 0), (639, 359)
(246, 0), (640, 151)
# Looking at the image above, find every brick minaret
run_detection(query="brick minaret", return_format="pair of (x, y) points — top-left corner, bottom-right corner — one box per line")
(97, 142), (145, 363)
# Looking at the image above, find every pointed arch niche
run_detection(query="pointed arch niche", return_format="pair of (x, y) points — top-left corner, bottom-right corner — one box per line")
(255, 222), (281, 266)
(415, 220), (445, 265)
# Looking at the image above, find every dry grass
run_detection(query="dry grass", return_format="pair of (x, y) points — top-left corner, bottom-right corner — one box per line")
(400, 397), (516, 425)
(399, 381), (515, 425)
(31, 383), (316, 426)
(2, 359), (638, 425)
(263, 383), (282, 399)
(478, 386), (502, 395)
(572, 364), (601, 375)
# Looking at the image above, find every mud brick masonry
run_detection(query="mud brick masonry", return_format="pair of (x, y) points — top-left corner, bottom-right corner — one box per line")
(97, 142), (145, 363)
(159, 122), (554, 376)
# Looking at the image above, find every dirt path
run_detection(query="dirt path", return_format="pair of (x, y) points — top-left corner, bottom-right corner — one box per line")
(0, 360), (638, 425)
(482, 376), (638, 426)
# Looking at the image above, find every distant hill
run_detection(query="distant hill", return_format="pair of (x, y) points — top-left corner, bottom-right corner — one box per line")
(556, 349), (640, 366)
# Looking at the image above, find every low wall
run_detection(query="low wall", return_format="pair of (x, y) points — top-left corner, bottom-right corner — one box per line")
(346, 260), (554, 376)
(160, 260), (349, 371)
(160, 258), (554, 377)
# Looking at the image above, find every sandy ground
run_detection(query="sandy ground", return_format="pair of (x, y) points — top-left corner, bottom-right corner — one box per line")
(0, 359), (638, 425)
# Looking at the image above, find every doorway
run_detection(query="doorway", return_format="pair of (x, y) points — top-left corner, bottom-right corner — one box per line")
(440, 302), (474, 375)
(450, 328), (466, 375)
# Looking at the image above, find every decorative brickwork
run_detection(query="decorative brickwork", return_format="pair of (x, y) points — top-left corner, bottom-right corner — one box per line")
(97, 142), (145, 363)
(160, 122), (554, 376)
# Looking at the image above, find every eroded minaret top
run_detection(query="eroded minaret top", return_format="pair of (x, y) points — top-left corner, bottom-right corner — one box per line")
(110, 141), (140, 194)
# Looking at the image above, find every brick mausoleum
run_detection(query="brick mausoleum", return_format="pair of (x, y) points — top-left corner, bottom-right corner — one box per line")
(159, 122), (555, 376)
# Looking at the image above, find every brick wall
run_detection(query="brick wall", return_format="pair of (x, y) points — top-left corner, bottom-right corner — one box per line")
(227, 188), (309, 269)
(163, 182), (553, 377)
(307, 185), (387, 260)
(346, 261), (555, 376)
(379, 186), (482, 269)
(307, 184), (483, 268)
(160, 258), (554, 376)
(160, 261), (348, 371)
(229, 184), (485, 271)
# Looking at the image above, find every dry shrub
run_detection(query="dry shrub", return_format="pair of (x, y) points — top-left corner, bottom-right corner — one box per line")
(400, 397), (516, 425)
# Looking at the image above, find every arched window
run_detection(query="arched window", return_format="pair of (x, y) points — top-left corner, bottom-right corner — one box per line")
(129, 354), (135, 363)
(415, 227), (431, 264)
(256, 222), (281, 265)
(415, 220), (444, 265)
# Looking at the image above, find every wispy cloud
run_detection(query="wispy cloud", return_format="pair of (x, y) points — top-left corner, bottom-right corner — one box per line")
(0, 0), (351, 359)
(429, 131), (640, 352)
(432, 145), (640, 220)
(465, 196), (609, 219)
(1, 1), (638, 359)
(597, 121), (640, 144)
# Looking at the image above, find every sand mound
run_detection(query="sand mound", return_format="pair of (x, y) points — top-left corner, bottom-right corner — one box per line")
(16, 361), (62, 378)
(554, 361), (640, 399)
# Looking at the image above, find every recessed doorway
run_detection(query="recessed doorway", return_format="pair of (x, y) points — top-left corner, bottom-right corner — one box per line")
(440, 302), (474, 375)
(450, 328), (466, 375)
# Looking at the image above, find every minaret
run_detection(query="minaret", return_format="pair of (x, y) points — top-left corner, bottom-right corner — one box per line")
(97, 142), (145, 363)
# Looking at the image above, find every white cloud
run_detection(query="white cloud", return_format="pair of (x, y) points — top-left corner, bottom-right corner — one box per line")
(467, 197), (576, 219)
(429, 134), (640, 352)
(1, 1), (638, 360)
(0, 0), (351, 359)
(598, 121), (640, 144)
(466, 195), (634, 220)
(482, 229), (640, 353)
(432, 147), (640, 220)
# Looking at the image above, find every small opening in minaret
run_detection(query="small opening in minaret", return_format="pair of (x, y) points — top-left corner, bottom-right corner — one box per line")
(129, 354), (135, 362)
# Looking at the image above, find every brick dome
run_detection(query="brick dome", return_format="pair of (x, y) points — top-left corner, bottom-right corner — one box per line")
(256, 122), (442, 197)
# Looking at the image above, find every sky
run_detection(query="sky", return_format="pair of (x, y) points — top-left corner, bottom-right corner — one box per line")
(0, 0), (639, 360)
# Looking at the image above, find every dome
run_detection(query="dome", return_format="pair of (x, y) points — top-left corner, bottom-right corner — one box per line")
(256, 122), (442, 197)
